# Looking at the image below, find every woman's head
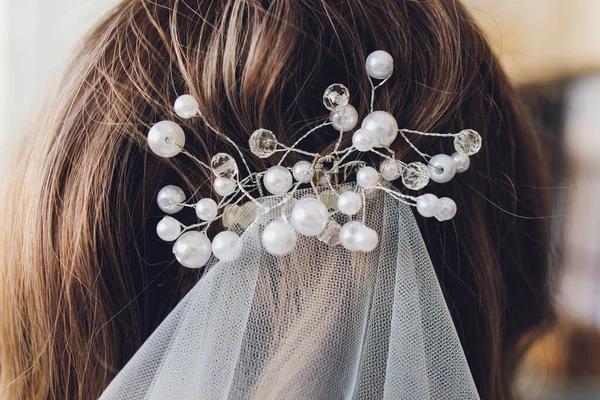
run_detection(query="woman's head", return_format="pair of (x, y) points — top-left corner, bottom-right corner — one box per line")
(0, 0), (552, 398)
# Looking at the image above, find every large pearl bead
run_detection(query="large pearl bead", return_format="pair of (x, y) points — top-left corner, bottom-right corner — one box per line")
(263, 166), (293, 195)
(173, 231), (212, 268)
(365, 50), (394, 79)
(337, 191), (362, 216)
(357, 166), (380, 188)
(361, 111), (398, 147)
(222, 204), (240, 228)
(157, 185), (186, 214)
(291, 198), (329, 236)
(428, 154), (457, 183)
(451, 152), (470, 173)
(352, 128), (377, 152)
(435, 197), (457, 221)
(262, 220), (297, 256)
(147, 121), (185, 158)
(416, 194), (440, 218)
(330, 104), (359, 132)
(156, 216), (182, 242)
(211, 231), (242, 262)
(173, 94), (199, 119)
(195, 198), (218, 221)
(213, 177), (237, 197)
(292, 161), (314, 183)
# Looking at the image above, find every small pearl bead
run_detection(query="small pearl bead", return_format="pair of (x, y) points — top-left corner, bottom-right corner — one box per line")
(213, 177), (237, 197)
(290, 198), (329, 236)
(416, 194), (440, 218)
(195, 198), (218, 221)
(173, 231), (212, 268)
(263, 166), (293, 195)
(435, 197), (457, 221)
(339, 221), (364, 252)
(211, 231), (242, 262)
(156, 216), (182, 242)
(330, 104), (359, 132)
(262, 220), (297, 256)
(361, 111), (398, 147)
(357, 166), (380, 188)
(365, 50), (394, 79)
(157, 185), (186, 214)
(352, 128), (377, 152)
(451, 152), (470, 173)
(292, 161), (314, 183)
(222, 204), (240, 228)
(147, 121), (185, 158)
(337, 191), (362, 216)
(358, 226), (379, 252)
(428, 154), (457, 183)
(173, 94), (199, 119)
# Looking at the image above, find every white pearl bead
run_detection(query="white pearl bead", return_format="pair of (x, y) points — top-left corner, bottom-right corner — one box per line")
(352, 128), (377, 152)
(380, 159), (403, 181)
(173, 94), (199, 119)
(451, 152), (470, 173)
(211, 231), (242, 262)
(147, 121), (185, 158)
(337, 191), (362, 216)
(330, 104), (359, 132)
(416, 194), (440, 218)
(157, 185), (186, 214)
(428, 154), (457, 183)
(358, 226), (379, 252)
(263, 166), (293, 195)
(173, 231), (212, 268)
(195, 198), (218, 221)
(435, 197), (457, 221)
(262, 220), (297, 256)
(156, 216), (182, 242)
(339, 222), (378, 252)
(292, 161), (314, 183)
(361, 111), (398, 147)
(365, 50), (394, 79)
(339, 221), (364, 252)
(213, 177), (237, 197)
(290, 198), (329, 236)
(357, 166), (380, 188)
(222, 204), (240, 228)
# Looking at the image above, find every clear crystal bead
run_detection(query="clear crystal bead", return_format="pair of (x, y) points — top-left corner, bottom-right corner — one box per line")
(317, 219), (341, 246)
(210, 153), (238, 179)
(319, 190), (339, 211)
(379, 159), (404, 181)
(401, 162), (430, 190)
(323, 84), (350, 111)
(453, 129), (482, 156)
(249, 129), (278, 158)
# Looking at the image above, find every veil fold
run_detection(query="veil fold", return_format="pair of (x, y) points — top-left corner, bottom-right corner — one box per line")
(101, 187), (479, 399)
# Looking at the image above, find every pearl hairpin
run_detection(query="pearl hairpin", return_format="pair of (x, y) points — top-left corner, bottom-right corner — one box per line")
(147, 50), (483, 268)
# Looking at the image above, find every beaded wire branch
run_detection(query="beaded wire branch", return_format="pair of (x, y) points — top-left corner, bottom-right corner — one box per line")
(147, 50), (482, 268)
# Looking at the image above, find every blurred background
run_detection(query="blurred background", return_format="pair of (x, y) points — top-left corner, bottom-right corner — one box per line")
(1, 1), (599, 398)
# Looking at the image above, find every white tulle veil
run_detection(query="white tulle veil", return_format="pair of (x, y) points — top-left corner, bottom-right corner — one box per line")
(100, 186), (479, 399)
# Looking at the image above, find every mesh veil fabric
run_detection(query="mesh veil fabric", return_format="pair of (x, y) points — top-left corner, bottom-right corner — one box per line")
(100, 187), (480, 399)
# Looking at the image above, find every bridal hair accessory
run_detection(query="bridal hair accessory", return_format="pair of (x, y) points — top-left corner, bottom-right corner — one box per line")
(147, 50), (482, 268)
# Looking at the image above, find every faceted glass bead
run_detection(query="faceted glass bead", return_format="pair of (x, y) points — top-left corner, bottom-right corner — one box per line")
(379, 159), (404, 181)
(249, 129), (278, 158)
(317, 219), (341, 246)
(401, 162), (430, 190)
(323, 84), (350, 111)
(211, 153), (238, 179)
(453, 129), (482, 156)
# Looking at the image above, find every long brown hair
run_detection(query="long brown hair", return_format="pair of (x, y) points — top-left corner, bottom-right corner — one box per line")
(0, 0), (553, 398)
